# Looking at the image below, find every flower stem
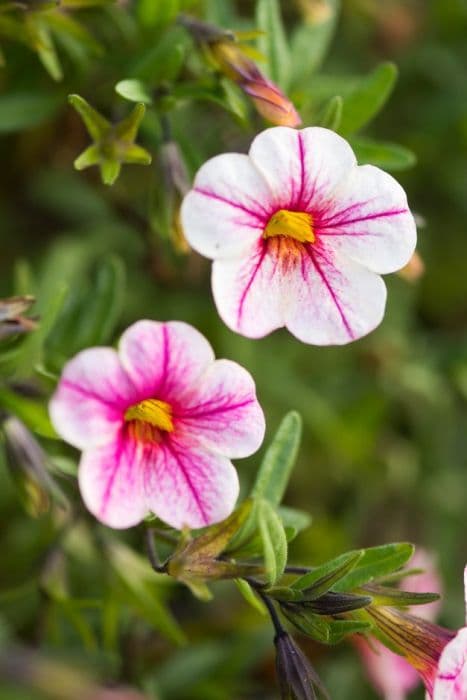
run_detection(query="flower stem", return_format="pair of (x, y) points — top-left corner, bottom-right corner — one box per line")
(144, 528), (167, 573)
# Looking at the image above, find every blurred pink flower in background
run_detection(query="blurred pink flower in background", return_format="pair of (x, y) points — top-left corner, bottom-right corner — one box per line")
(182, 126), (416, 345)
(355, 549), (443, 700)
(50, 320), (265, 530)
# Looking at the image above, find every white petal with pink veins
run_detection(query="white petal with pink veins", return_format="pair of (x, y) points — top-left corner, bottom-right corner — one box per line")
(433, 628), (467, 700)
(316, 164), (417, 274)
(142, 435), (240, 529)
(284, 243), (387, 345)
(177, 359), (265, 458)
(78, 431), (147, 529)
(119, 320), (214, 401)
(181, 153), (272, 259)
(212, 239), (290, 338)
(249, 126), (357, 211)
(49, 347), (136, 450)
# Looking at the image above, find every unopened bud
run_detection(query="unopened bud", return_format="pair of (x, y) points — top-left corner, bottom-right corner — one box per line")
(1, 416), (68, 518)
(0, 296), (37, 340)
(275, 631), (326, 700)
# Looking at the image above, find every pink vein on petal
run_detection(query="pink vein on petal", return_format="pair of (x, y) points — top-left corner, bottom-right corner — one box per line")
(295, 131), (306, 210)
(164, 440), (208, 525)
(237, 244), (268, 326)
(320, 207), (408, 228)
(193, 187), (269, 223)
(181, 398), (254, 419)
(100, 431), (128, 517)
(306, 247), (355, 339)
(61, 379), (122, 411)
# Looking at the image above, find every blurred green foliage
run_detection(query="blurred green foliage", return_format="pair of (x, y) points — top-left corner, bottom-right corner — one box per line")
(0, 0), (466, 699)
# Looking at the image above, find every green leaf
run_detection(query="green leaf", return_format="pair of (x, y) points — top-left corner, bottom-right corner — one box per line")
(252, 411), (302, 506)
(319, 95), (343, 130)
(281, 605), (330, 643)
(327, 618), (373, 644)
(291, 550), (364, 596)
(258, 499), (287, 586)
(256, 0), (291, 88)
(128, 26), (186, 83)
(26, 15), (62, 81)
(278, 505), (312, 535)
(136, 0), (180, 27)
(106, 538), (185, 645)
(339, 62), (398, 136)
(234, 579), (267, 616)
(0, 93), (61, 133)
(0, 388), (57, 439)
(69, 94), (109, 140)
(334, 543), (415, 592)
(115, 79), (153, 105)
(290, 0), (340, 84)
(351, 137), (417, 171)
(221, 78), (249, 123)
(74, 256), (125, 347)
(362, 584), (440, 608)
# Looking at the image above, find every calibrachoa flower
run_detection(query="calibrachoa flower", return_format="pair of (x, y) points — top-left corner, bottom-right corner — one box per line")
(181, 126), (417, 345)
(432, 566), (467, 699)
(355, 549), (443, 700)
(49, 321), (265, 530)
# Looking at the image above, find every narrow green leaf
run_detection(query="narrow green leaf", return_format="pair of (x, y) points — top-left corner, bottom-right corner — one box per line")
(0, 388), (57, 439)
(281, 606), (330, 643)
(290, 0), (340, 83)
(256, 0), (291, 88)
(252, 411), (302, 506)
(292, 550), (364, 595)
(258, 499), (287, 586)
(339, 62), (398, 136)
(319, 95), (343, 130)
(362, 584), (440, 608)
(278, 505), (312, 534)
(0, 93), (61, 133)
(69, 94), (110, 140)
(116, 79), (153, 105)
(334, 543), (415, 592)
(235, 579), (267, 616)
(351, 137), (417, 172)
(327, 618), (373, 644)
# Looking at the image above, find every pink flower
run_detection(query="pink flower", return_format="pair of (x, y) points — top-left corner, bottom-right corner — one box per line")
(49, 321), (265, 530)
(432, 566), (467, 700)
(181, 126), (416, 345)
(356, 549), (443, 700)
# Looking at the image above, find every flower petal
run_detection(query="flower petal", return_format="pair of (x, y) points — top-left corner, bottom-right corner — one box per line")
(316, 164), (417, 274)
(78, 431), (147, 529)
(119, 320), (214, 401)
(181, 153), (272, 259)
(433, 627), (467, 700)
(211, 239), (288, 338)
(285, 242), (387, 345)
(142, 436), (239, 529)
(49, 348), (135, 450)
(249, 126), (357, 211)
(176, 359), (265, 458)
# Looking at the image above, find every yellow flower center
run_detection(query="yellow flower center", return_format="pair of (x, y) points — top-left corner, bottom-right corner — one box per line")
(124, 399), (174, 442)
(263, 209), (315, 244)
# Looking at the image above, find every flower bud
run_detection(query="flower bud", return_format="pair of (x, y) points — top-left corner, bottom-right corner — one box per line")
(0, 296), (37, 340)
(274, 631), (325, 700)
(1, 416), (68, 518)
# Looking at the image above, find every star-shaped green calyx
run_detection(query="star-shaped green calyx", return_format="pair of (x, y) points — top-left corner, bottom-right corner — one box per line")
(69, 94), (152, 186)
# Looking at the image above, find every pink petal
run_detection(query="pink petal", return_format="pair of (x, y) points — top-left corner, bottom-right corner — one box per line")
(355, 636), (420, 700)
(78, 430), (147, 529)
(433, 627), (467, 700)
(176, 359), (265, 458)
(315, 164), (417, 274)
(49, 348), (136, 450)
(181, 153), (272, 259)
(405, 549), (443, 623)
(211, 239), (288, 338)
(118, 320), (214, 402)
(284, 242), (387, 345)
(249, 126), (356, 211)
(142, 435), (239, 529)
